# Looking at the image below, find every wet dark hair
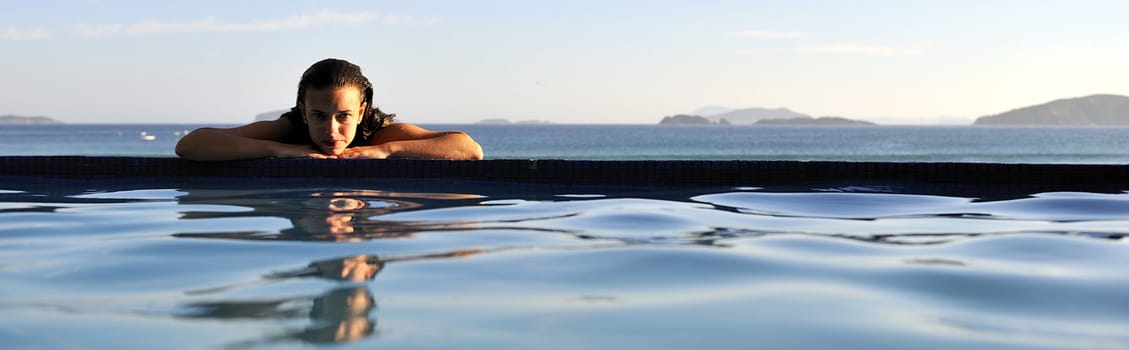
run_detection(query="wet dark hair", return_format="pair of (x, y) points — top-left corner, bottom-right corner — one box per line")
(283, 58), (395, 142)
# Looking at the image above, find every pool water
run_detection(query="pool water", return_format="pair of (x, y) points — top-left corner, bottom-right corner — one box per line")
(1, 176), (1127, 349)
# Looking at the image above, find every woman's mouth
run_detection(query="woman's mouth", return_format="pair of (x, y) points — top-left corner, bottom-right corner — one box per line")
(321, 140), (346, 152)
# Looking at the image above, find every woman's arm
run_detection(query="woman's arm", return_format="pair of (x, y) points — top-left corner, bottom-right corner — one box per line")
(175, 119), (327, 161)
(338, 123), (484, 160)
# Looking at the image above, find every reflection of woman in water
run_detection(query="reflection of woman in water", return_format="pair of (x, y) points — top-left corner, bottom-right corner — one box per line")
(181, 250), (484, 345)
(274, 255), (385, 282)
(182, 286), (377, 345)
(268, 250), (484, 282)
(175, 188), (483, 242)
(285, 194), (418, 240)
(175, 58), (483, 161)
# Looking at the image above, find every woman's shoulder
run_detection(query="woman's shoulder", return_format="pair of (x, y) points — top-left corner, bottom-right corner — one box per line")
(375, 121), (428, 133)
(275, 110), (309, 144)
(218, 112), (302, 142)
(278, 108), (302, 125)
(370, 122), (473, 143)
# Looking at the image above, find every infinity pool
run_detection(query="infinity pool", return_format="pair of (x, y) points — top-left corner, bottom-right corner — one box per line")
(1, 175), (1127, 349)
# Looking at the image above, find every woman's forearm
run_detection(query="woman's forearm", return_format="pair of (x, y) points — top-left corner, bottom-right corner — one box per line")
(383, 132), (484, 160)
(175, 128), (285, 161)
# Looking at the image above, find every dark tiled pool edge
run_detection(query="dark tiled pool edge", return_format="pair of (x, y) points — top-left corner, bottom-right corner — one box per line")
(2, 156), (1128, 187)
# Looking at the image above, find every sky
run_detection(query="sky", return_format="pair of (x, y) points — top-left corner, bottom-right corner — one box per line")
(2, 0), (1128, 125)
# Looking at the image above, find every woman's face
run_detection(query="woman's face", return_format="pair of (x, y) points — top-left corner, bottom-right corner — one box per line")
(302, 86), (367, 155)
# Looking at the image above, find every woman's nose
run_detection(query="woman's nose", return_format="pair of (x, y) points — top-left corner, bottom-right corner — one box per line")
(327, 119), (345, 134)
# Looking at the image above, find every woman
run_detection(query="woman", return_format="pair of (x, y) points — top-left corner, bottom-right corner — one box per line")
(176, 58), (483, 161)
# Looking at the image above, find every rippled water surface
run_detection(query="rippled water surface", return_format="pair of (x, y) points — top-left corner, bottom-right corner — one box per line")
(1, 177), (1128, 349)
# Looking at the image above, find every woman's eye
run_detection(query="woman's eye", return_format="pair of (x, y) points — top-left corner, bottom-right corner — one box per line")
(337, 114), (353, 122)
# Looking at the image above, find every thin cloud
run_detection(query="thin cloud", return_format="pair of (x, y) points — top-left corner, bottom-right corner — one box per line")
(756, 44), (923, 56)
(733, 30), (811, 39)
(1, 26), (53, 40)
(76, 9), (440, 37)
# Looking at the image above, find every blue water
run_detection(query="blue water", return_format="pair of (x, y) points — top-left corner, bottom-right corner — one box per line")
(1, 177), (1127, 349)
(3, 124), (1129, 348)
(6, 124), (1129, 162)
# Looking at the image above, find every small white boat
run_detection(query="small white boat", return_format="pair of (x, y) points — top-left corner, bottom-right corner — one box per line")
(140, 131), (156, 141)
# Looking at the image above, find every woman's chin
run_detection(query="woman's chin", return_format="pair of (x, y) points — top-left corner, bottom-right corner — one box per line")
(316, 145), (345, 156)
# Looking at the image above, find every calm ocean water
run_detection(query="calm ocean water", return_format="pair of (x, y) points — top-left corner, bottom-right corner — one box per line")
(4, 124), (1129, 162)
(2, 123), (1129, 349)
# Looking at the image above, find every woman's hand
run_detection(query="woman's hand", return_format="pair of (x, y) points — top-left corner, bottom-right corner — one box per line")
(336, 145), (392, 159)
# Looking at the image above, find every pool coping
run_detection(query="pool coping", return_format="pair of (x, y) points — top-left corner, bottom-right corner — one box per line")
(2, 156), (1127, 187)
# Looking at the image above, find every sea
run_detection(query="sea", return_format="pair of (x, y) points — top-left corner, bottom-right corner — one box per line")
(2, 124), (1129, 349)
(4, 123), (1129, 162)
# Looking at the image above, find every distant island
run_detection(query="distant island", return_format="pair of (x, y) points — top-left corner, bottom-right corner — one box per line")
(755, 116), (875, 126)
(974, 94), (1129, 125)
(0, 115), (64, 125)
(659, 114), (730, 125)
(659, 110), (872, 126)
(708, 107), (810, 124)
(671, 94), (1129, 126)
